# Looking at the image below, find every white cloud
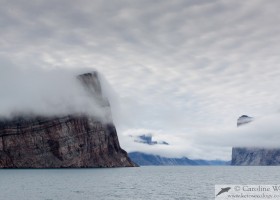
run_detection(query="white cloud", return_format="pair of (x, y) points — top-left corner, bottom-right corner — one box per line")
(121, 114), (280, 160)
(0, 66), (114, 123)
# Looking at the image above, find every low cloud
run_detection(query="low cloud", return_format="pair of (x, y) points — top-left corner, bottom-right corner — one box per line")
(121, 113), (280, 160)
(194, 113), (280, 148)
(0, 66), (115, 122)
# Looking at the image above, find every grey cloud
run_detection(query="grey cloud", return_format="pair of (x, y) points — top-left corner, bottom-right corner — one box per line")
(121, 114), (280, 160)
(1, 0), (280, 159)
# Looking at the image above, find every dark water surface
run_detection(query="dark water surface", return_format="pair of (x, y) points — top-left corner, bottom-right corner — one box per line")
(0, 166), (279, 200)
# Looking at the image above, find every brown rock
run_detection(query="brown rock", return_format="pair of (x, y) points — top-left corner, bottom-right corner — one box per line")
(0, 72), (137, 168)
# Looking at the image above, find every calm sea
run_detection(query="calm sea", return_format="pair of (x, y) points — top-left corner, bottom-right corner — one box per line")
(0, 166), (279, 200)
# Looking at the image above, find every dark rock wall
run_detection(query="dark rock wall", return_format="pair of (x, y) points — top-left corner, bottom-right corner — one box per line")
(231, 147), (280, 166)
(0, 115), (136, 168)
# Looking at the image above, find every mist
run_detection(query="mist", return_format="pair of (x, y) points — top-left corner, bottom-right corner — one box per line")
(120, 113), (280, 160)
(2, 65), (280, 161)
(194, 113), (280, 148)
(0, 65), (115, 122)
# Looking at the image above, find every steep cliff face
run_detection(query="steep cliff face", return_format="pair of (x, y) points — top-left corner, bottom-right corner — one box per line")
(232, 115), (280, 166)
(0, 72), (136, 168)
(232, 147), (280, 166)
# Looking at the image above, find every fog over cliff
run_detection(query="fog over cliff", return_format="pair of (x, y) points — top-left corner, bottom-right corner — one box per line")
(0, 66), (117, 122)
(1, 66), (280, 160)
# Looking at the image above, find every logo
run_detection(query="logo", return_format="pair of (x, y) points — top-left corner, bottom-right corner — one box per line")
(216, 187), (231, 197)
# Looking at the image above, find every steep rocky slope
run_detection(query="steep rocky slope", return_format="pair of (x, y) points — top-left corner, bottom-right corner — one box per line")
(0, 72), (136, 168)
(231, 147), (280, 166)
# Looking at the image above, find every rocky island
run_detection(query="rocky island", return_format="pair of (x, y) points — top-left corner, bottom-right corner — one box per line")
(0, 72), (136, 168)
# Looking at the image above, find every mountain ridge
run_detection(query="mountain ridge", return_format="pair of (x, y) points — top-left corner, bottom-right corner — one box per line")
(129, 152), (228, 166)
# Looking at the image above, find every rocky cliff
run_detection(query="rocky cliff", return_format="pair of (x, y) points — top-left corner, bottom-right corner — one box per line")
(231, 147), (280, 166)
(0, 72), (136, 168)
(232, 115), (280, 166)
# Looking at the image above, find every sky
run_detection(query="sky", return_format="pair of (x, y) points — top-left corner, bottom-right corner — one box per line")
(1, 0), (280, 160)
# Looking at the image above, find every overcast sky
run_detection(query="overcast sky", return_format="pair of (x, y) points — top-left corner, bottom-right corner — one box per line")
(1, 0), (280, 160)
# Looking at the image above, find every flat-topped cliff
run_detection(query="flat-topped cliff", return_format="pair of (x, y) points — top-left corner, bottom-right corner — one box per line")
(0, 72), (136, 168)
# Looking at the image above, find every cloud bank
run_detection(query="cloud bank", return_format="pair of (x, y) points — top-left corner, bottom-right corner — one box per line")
(0, 66), (115, 122)
(122, 114), (280, 160)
